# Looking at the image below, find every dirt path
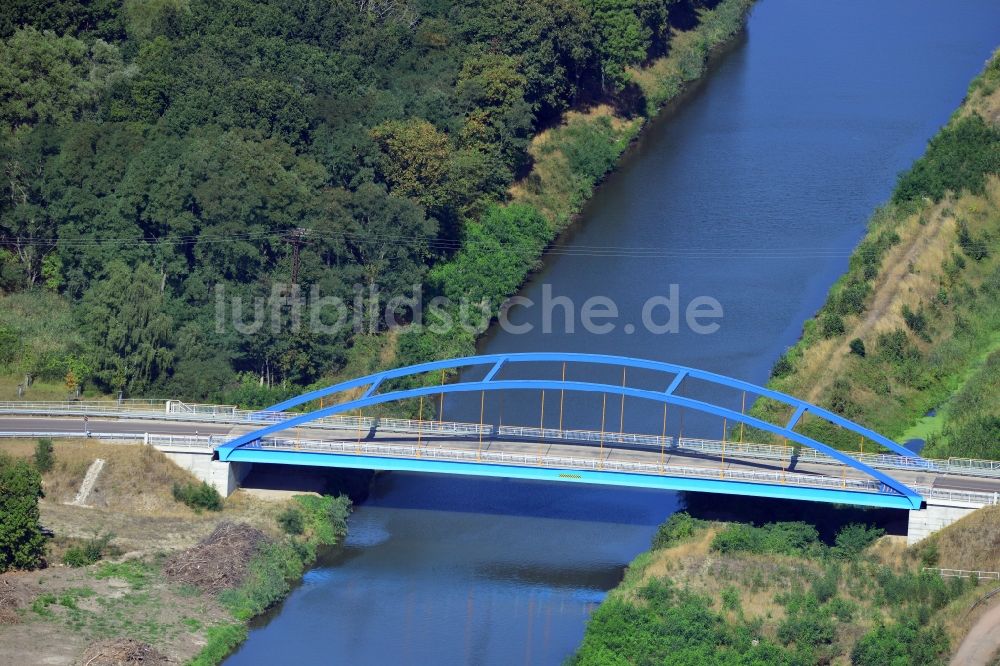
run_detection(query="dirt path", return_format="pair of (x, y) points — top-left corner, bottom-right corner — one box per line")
(804, 209), (951, 403)
(952, 597), (1000, 665)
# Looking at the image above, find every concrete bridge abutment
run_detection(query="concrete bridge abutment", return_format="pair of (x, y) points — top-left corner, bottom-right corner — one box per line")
(161, 449), (251, 497)
(907, 500), (984, 545)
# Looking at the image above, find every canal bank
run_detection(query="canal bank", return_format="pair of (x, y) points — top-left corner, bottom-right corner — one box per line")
(227, 1), (1000, 664)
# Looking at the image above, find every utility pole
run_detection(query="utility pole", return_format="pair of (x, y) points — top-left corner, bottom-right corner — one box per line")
(287, 227), (309, 285)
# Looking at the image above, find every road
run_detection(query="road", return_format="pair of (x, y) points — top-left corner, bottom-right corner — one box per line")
(3, 416), (999, 502)
(952, 593), (1000, 665)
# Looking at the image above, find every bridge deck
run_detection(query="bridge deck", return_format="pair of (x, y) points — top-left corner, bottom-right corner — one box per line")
(2, 415), (998, 510)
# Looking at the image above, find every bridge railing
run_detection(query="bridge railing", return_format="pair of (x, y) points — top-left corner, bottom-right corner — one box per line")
(166, 400), (237, 416)
(4, 401), (1000, 480)
(912, 486), (1000, 507)
(943, 457), (1000, 474)
(251, 436), (888, 495)
(498, 425), (670, 448)
(675, 438), (932, 471)
(379, 418), (489, 436)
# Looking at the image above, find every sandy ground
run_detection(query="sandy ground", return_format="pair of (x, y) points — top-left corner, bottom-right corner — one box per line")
(952, 597), (1000, 666)
(0, 558), (229, 666)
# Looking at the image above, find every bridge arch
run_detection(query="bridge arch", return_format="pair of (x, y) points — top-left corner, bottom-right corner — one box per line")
(215, 353), (925, 508)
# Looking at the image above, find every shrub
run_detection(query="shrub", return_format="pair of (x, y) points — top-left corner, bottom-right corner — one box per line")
(711, 522), (821, 557)
(820, 312), (845, 338)
(833, 523), (885, 559)
(918, 541), (940, 567)
(776, 593), (836, 648)
(219, 541), (303, 621)
(893, 114), (1000, 203)
(651, 512), (706, 550)
(429, 203), (552, 306)
(277, 507), (305, 535)
(957, 220), (990, 261)
(34, 439), (54, 473)
(849, 338), (866, 357)
(292, 494), (350, 545)
(811, 565), (840, 603)
(902, 304), (929, 339)
(61, 533), (115, 567)
(0, 453), (46, 572)
(771, 354), (794, 379)
(852, 620), (950, 666)
(172, 481), (223, 512)
(836, 281), (871, 315)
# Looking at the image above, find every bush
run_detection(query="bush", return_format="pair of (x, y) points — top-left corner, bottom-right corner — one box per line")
(188, 623), (249, 666)
(429, 203), (552, 306)
(711, 522), (821, 557)
(893, 114), (1000, 204)
(292, 494), (350, 545)
(34, 439), (54, 473)
(651, 512), (706, 550)
(957, 220), (990, 261)
(902, 304), (929, 339)
(849, 338), (866, 357)
(219, 541), (303, 621)
(61, 532), (115, 567)
(0, 453), (46, 572)
(277, 507), (305, 535)
(820, 312), (846, 338)
(776, 594), (836, 648)
(852, 620), (950, 666)
(172, 481), (223, 512)
(833, 523), (884, 559)
(811, 565), (840, 604)
(771, 354), (794, 379)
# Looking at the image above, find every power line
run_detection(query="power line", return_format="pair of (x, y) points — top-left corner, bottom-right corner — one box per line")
(1, 226), (859, 259)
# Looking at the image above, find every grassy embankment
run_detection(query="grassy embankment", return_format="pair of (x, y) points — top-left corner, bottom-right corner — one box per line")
(748, 49), (1000, 459)
(571, 508), (1000, 665)
(0, 438), (349, 665)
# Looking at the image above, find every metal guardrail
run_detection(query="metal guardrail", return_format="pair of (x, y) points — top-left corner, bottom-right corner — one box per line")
(923, 568), (1000, 580)
(0, 430), (213, 449)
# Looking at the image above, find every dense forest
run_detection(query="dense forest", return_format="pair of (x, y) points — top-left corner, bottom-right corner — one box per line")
(0, 0), (737, 402)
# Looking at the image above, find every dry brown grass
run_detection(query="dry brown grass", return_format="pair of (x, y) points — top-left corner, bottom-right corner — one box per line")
(0, 438), (204, 512)
(922, 505), (1000, 573)
(795, 199), (958, 403)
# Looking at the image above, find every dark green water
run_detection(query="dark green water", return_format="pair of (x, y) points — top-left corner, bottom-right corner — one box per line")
(227, 1), (1000, 663)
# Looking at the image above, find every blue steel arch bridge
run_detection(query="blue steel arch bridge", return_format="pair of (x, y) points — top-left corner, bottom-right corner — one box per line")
(215, 353), (930, 510)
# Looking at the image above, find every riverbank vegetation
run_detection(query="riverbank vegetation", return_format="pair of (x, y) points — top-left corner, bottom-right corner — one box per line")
(0, 438), (350, 664)
(0, 0), (754, 407)
(572, 508), (1000, 665)
(754, 49), (1000, 459)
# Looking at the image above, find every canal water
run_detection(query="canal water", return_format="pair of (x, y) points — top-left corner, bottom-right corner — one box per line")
(226, 1), (1000, 663)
